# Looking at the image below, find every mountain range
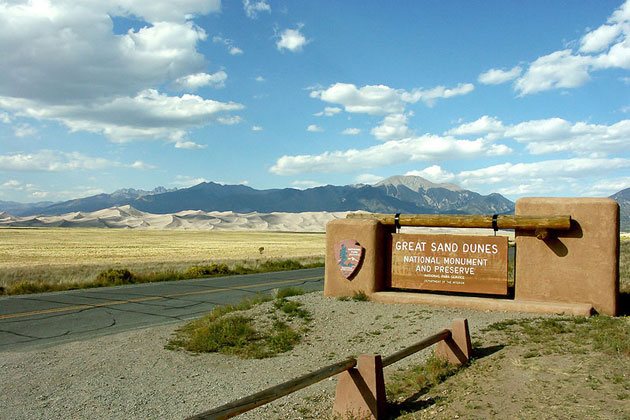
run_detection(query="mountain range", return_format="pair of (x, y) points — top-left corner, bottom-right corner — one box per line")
(609, 187), (630, 232)
(0, 176), (515, 217)
(1, 176), (628, 231)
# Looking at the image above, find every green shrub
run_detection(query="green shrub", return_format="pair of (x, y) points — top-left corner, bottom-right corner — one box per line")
(96, 268), (135, 285)
(260, 259), (304, 271)
(184, 263), (231, 279)
(352, 290), (369, 301)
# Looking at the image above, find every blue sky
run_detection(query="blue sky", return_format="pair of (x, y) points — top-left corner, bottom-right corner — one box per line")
(1, 0), (629, 203)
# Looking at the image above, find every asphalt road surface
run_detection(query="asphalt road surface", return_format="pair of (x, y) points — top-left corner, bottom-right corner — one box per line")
(0, 267), (324, 352)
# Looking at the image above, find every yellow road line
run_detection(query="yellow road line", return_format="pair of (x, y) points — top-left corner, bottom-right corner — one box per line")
(0, 275), (323, 321)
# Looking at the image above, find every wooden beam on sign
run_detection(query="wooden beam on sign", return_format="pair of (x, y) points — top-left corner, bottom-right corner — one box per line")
(346, 213), (572, 231)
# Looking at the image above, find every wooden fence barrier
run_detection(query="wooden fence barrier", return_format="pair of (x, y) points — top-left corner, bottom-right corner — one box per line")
(185, 319), (471, 420)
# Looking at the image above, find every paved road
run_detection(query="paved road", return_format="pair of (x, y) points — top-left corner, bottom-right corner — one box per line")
(0, 267), (324, 352)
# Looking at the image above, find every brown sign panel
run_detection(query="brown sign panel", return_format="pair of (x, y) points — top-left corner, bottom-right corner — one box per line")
(391, 233), (508, 295)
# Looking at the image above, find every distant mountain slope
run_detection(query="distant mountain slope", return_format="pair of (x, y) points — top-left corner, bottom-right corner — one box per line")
(0, 200), (54, 216)
(375, 174), (463, 192)
(35, 187), (176, 216)
(609, 187), (630, 232)
(5, 176), (515, 217)
(374, 175), (513, 214)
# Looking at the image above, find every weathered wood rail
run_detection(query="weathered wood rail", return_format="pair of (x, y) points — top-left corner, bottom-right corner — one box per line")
(185, 320), (470, 420)
(346, 213), (571, 230)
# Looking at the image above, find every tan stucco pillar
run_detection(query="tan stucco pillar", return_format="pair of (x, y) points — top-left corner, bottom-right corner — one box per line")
(324, 218), (393, 297)
(515, 197), (620, 316)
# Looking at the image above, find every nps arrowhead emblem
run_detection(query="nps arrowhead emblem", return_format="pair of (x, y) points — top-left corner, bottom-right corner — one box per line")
(334, 239), (364, 279)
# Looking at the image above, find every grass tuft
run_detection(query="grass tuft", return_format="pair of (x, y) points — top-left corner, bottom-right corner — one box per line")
(352, 290), (369, 302)
(484, 315), (630, 357)
(167, 287), (311, 358)
(386, 353), (461, 402)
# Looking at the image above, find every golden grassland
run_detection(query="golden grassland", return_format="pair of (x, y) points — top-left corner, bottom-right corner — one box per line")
(0, 228), (627, 295)
(0, 228), (325, 291)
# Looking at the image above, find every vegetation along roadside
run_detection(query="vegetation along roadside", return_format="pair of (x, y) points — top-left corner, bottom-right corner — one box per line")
(0, 259), (323, 296)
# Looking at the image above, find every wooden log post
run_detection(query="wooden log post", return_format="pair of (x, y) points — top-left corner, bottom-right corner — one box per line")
(346, 213), (571, 231)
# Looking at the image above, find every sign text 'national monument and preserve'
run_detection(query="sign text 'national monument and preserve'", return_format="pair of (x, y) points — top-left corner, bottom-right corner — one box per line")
(390, 233), (508, 295)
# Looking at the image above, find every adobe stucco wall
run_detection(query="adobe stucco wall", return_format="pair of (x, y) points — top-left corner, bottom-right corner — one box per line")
(515, 197), (619, 316)
(324, 218), (393, 297)
(325, 198), (620, 316)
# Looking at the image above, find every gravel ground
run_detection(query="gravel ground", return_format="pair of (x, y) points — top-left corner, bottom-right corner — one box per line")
(1, 292), (541, 420)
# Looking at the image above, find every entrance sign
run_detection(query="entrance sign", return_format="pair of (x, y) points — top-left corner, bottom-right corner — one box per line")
(334, 239), (364, 279)
(391, 233), (508, 295)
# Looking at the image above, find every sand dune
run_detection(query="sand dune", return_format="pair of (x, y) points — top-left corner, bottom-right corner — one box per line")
(0, 205), (347, 232)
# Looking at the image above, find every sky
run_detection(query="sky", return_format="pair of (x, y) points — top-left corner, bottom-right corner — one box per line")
(1, 0), (629, 204)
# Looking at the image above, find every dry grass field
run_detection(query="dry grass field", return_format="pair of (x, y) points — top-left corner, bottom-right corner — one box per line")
(0, 228), (325, 291)
(1, 227), (627, 296)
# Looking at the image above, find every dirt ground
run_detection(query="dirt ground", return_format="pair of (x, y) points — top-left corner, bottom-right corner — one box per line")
(384, 317), (630, 420)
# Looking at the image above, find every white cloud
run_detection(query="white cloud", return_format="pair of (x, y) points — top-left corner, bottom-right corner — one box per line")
(342, 128), (361, 135)
(579, 24), (623, 53)
(255, 76), (265, 82)
(171, 175), (208, 186)
(418, 83), (474, 107)
(174, 140), (207, 150)
(276, 25), (309, 52)
(449, 115), (630, 156)
(127, 161), (156, 170)
(307, 124), (323, 132)
(311, 83), (408, 115)
(513, 0), (630, 95)
(252, 125), (263, 131)
(14, 123), (37, 138)
(310, 82), (474, 115)
(291, 180), (323, 189)
(507, 118), (630, 155)
(270, 134), (511, 176)
(213, 36), (243, 55)
(314, 107), (342, 117)
(405, 166), (457, 184)
(515, 50), (593, 95)
(446, 115), (504, 136)
(0, 112), (11, 124)
(0, 150), (117, 172)
(457, 158), (630, 186)
(30, 191), (49, 198)
(110, 0), (220, 22)
(370, 113), (412, 141)
(355, 174), (384, 184)
(0, 89), (244, 144)
(0, 1), (241, 145)
(478, 66), (523, 85)
(0, 180), (48, 198)
(406, 159), (630, 199)
(216, 115), (243, 125)
(171, 71), (228, 90)
(243, 0), (271, 19)
(1, 180), (22, 189)
(585, 177), (630, 196)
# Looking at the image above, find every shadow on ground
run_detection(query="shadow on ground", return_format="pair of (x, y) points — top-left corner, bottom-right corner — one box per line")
(384, 344), (504, 419)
